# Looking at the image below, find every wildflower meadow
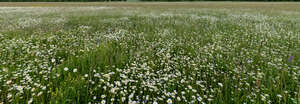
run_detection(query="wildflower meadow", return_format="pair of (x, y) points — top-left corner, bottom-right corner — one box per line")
(0, 2), (299, 104)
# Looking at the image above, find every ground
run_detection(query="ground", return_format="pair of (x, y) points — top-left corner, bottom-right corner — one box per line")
(0, 2), (299, 104)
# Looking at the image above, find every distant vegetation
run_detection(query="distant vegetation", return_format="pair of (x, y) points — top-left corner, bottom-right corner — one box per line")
(141, 0), (300, 1)
(0, 0), (299, 2)
(0, 0), (125, 1)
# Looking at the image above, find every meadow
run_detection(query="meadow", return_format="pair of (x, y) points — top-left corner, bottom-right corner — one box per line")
(0, 2), (300, 104)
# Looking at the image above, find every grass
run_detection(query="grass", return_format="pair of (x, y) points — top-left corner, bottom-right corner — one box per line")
(0, 2), (300, 10)
(0, 2), (299, 104)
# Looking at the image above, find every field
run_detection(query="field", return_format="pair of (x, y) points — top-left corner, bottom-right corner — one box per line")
(0, 2), (300, 104)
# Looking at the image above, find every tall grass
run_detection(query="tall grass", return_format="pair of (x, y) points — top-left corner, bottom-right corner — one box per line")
(0, 4), (299, 104)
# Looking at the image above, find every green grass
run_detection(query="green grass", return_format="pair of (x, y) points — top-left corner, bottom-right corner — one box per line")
(0, 2), (299, 104)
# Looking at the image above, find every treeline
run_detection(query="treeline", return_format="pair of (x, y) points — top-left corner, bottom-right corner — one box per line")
(0, 0), (124, 1)
(0, 0), (299, 1)
(140, 0), (300, 2)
